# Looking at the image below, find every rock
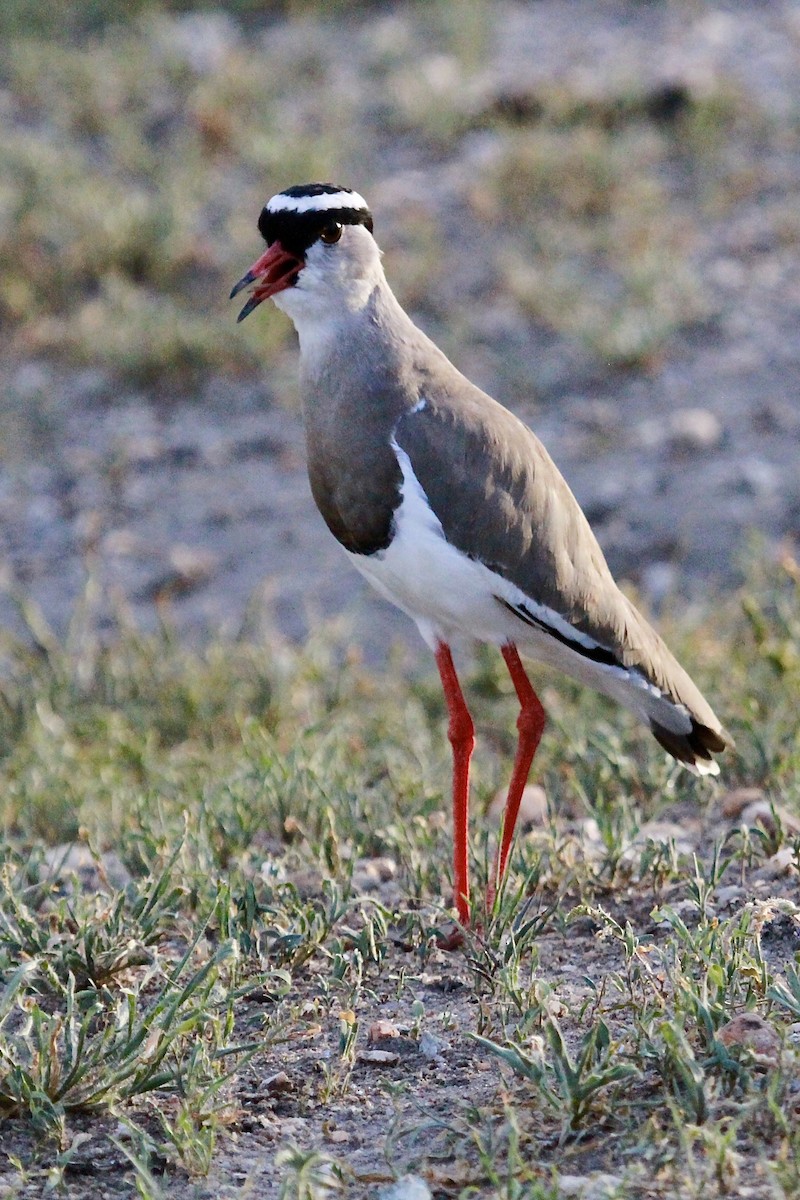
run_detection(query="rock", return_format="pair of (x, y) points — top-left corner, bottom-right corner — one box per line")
(636, 408), (721, 453)
(739, 800), (800, 838)
(262, 1071), (293, 1096)
(419, 1030), (448, 1060)
(146, 544), (218, 602)
(488, 784), (547, 827)
(715, 884), (746, 908)
(352, 856), (398, 892)
(378, 1176), (433, 1200)
(717, 1014), (781, 1067)
(581, 818), (602, 843)
(43, 843), (132, 893)
(368, 1020), (400, 1043)
(668, 407), (723, 453)
(558, 1174), (623, 1198)
(168, 544), (218, 587)
(722, 787), (767, 819)
(757, 846), (798, 877)
(358, 1049), (400, 1067)
(625, 820), (695, 859)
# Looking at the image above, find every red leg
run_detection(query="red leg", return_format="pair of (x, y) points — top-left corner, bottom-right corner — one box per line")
(434, 642), (475, 925)
(488, 644), (546, 910)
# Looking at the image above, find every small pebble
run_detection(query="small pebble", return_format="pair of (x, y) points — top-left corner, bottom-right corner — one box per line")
(488, 783), (547, 826)
(42, 843), (132, 892)
(740, 800), (800, 838)
(715, 884), (746, 907)
(759, 846), (797, 877)
(558, 1174), (623, 1199)
(352, 856), (398, 891)
(378, 1176), (432, 1200)
(359, 1049), (400, 1066)
(262, 1071), (293, 1095)
(368, 1020), (400, 1043)
(419, 1030), (447, 1060)
(717, 1013), (781, 1067)
(668, 407), (723, 453)
(626, 820), (695, 858)
(168, 544), (218, 586)
(721, 787), (766, 819)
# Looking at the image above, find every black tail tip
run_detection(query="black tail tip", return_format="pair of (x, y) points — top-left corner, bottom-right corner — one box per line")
(651, 719), (732, 776)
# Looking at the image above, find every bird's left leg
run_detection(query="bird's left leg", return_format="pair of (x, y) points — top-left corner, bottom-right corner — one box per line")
(434, 641), (475, 926)
(487, 643), (546, 911)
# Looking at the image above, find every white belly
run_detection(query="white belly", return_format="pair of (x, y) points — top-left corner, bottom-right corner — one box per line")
(344, 443), (518, 650)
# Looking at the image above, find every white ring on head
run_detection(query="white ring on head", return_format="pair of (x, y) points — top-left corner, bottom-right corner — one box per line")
(266, 189), (369, 215)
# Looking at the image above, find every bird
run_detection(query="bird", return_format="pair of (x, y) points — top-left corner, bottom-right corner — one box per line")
(230, 181), (731, 930)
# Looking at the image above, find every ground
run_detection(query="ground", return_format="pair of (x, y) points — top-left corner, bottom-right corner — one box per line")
(1, 2), (800, 1198)
(1, 567), (799, 1198)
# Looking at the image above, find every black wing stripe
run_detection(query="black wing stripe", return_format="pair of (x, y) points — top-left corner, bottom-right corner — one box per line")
(495, 596), (624, 670)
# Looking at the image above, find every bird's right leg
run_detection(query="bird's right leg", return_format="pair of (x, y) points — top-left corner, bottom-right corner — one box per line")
(487, 643), (546, 911)
(434, 642), (475, 926)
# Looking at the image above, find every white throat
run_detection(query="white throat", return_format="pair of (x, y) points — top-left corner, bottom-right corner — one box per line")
(271, 228), (386, 371)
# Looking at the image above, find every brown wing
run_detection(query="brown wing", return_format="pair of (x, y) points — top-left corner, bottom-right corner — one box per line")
(394, 382), (728, 752)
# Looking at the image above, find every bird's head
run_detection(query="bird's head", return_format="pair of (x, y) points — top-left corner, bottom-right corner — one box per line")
(230, 183), (379, 325)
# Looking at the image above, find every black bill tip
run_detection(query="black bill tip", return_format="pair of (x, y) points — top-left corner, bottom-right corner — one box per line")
(236, 295), (263, 323)
(229, 270), (256, 301)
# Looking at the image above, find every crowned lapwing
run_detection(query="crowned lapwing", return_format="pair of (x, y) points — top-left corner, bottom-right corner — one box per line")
(231, 182), (730, 928)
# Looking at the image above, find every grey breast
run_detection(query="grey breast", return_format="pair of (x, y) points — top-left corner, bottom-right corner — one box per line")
(299, 301), (410, 555)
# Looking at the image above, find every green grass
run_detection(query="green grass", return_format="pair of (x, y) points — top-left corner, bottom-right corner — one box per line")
(0, 557), (798, 1196)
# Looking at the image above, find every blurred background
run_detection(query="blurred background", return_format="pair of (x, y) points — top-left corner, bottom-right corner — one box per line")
(1, 0), (799, 652)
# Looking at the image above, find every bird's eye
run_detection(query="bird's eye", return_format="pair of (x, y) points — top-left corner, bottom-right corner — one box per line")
(319, 223), (343, 245)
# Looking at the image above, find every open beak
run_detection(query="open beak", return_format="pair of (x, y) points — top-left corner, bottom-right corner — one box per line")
(230, 241), (302, 322)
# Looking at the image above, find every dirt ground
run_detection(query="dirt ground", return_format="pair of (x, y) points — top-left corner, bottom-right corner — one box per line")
(4, 828), (800, 1199)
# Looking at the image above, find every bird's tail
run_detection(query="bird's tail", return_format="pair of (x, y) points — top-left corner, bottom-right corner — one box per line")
(650, 717), (730, 777)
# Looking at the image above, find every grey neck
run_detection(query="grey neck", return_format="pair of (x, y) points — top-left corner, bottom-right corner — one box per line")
(297, 277), (418, 385)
